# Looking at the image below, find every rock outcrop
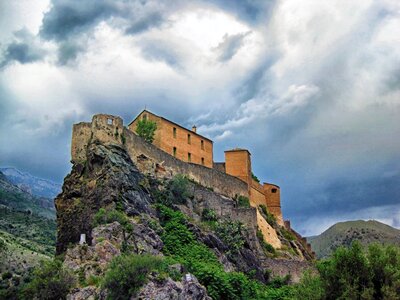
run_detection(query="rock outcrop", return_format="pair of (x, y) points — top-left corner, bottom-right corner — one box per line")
(56, 138), (315, 299)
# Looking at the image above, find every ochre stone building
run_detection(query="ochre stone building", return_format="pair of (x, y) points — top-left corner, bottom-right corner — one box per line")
(128, 110), (213, 168)
(128, 110), (283, 225)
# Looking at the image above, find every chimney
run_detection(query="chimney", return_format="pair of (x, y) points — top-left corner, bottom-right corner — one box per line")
(192, 125), (197, 133)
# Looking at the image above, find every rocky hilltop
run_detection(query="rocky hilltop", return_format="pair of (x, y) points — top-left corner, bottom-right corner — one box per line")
(55, 127), (315, 298)
(308, 220), (400, 258)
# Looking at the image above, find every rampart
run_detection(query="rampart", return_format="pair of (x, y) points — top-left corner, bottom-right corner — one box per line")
(71, 114), (249, 200)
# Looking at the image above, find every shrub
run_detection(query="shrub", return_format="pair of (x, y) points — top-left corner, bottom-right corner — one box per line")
(135, 119), (157, 143)
(257, 229), (276, 255)
(280, 227), (295, 241)
(2, 271), (12, 280)
(215, 220), (245, 255)
(236, 195), (250, 208)
(103, 254), (162, 300)
(201, 208), (218, 222)
(259, 205), (277, 227)
(155, 175), (192, 206)
(251, 172), (260, 183)
(21, 259), (76, 300)
(93, 208), (132, 232)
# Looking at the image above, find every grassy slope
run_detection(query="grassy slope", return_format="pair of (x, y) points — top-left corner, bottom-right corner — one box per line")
(308, 220), (400, 258)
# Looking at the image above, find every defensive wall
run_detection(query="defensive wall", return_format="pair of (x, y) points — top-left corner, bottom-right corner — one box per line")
(71, 114), (249, 200)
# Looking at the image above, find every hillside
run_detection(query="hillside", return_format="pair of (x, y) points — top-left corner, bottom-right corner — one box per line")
(0, 167), (61, 199)
(0, 171), (55, 219)
(308, 220), (400, 258)
(0, 171), (56, 295)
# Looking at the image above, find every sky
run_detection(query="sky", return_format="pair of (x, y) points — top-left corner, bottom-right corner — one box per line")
(0, 0), (399, 236)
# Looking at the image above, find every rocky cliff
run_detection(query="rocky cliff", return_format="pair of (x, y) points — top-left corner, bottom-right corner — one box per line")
(55, 138), (314, 299)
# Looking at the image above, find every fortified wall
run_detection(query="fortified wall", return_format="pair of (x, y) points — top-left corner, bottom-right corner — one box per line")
(72, 114), (286, 246)
(72, 114), (249, 200)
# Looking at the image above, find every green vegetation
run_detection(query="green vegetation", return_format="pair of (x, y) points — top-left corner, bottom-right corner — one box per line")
(0, 188), (55, 219)
(251, 172), (260, 183)
(135, 118), (157, 143)
(259, 205), (277, 227)
(308, 220), (400, 258)
(236, 195), (250, 208)
(280, 227), (295, 241)
(103, 254), (163, 300)
(0, 207), (56, 256)
(215, 220), (245, 255)
(157, 204), (293, 299)
(292, 242), (400, 300)
(153, 175), (193, 206)
(257, 229), (276, 255)
(201, 208), (218, 222)
(93, 208), (133, 232)
(20, 259), (76, 300)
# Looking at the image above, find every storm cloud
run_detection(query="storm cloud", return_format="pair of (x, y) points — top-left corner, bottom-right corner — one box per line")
(0, 0), (399, 235)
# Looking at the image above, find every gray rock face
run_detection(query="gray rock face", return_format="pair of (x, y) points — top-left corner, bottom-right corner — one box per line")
(55, 142), (155, 254)
(136, 274), (211, 300)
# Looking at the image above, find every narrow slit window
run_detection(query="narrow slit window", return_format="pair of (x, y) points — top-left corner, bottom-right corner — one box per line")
(188, 152), (191, 162)
(201, 140), (204, 150)
(142, 114), (147, 120)
(188, 134), (191, 144)
(173, 127), (177, 138)
(201, 157), (205, 165)
(173, 147), (177, 157)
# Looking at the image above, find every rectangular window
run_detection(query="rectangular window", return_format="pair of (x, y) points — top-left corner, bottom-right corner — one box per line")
(142, 114), (147, 120)
(187, 134), (191, 144)
(201, 157), (205, 165)
(271, 188), (277, 193)
(173, 127), (177, 138)
(201, 140), (204, 150)
(173, 147), (177, 157)
(188, 152), (191, 162)
(107, 118), (113, 125)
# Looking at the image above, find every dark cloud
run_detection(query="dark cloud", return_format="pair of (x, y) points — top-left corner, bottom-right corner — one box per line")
(125, 12), (165, 35)
(39, 0), (117, 41)
(57, 41), (84, 65)
(140, 39), (183, 69)
(204, 0), (275, 25)
(0, 28), (46, 68)
(214, 32), (250, 62)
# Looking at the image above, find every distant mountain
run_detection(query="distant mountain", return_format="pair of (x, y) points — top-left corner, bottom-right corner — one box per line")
(308, 220), (400, 258)
(0, 167), (61, 199)
(0, 171), (55, 219)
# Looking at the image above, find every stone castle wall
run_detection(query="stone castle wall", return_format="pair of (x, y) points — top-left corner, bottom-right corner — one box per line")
(72, 114), (249, 200)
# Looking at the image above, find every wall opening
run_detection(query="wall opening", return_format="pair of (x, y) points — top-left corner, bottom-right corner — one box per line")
(188, 152), (191, 162)
(201, 157), (204, 165)
(142, 114), (147, 120)
(173, 127), (177, 138)
(107, 118), (113, 125)
(187, 134), (191, 144)
(173, 147), (177, 157)
(201, 140), (204, 150)
(271, 188), (277, 193)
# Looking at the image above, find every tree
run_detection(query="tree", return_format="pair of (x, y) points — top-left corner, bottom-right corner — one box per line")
(136, 119), (157, 143)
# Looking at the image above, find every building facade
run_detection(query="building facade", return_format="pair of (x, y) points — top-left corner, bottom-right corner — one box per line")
(128, 110), (213, 168)
(127, 110), (283, 225)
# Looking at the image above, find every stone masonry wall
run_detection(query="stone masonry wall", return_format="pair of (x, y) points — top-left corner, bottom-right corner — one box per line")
(71, 114), (249, 200)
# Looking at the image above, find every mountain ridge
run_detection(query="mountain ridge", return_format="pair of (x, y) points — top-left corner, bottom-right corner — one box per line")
(307, 219), (400, 258)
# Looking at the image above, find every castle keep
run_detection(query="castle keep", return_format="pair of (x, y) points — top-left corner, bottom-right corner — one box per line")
(71, 112), (285, 245)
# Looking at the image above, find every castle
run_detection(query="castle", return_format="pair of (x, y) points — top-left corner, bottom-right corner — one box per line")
(71, 112), (287, 246)
(129, 110), (283, 225)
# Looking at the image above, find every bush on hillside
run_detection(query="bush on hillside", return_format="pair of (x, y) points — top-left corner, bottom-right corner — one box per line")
(236, 195), (250, 208)
(20, 259), (76, 300)
(103, 254), (162, 300)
